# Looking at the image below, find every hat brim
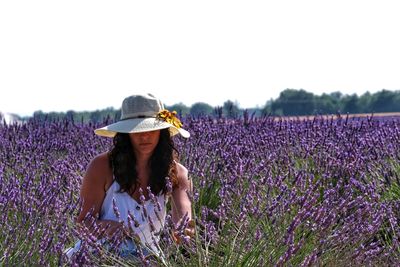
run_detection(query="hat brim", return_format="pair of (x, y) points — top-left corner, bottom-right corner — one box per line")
(94, 117), (190, 138)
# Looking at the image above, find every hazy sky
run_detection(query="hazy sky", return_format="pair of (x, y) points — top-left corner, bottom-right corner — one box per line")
(1, 1), (399, 116)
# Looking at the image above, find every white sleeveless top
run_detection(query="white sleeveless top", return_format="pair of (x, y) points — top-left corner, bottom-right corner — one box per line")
(100, 180), (167, 252)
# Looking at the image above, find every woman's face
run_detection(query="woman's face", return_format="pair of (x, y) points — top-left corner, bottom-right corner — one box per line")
(129, 130), (161, 156)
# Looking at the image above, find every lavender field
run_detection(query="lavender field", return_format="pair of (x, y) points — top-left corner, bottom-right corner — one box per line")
(1, 114), (400, 266)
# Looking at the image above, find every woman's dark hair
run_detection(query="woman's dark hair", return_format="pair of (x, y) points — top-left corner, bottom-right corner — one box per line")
(108, 129), (178, 196)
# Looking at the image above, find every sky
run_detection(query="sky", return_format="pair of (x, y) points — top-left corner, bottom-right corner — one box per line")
(1, 1), (399, 117)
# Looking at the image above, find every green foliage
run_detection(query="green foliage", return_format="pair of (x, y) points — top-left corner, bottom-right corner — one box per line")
(266, 89), (400, 116)
(271, 89), (316, 116)
(222, 100), (240, 119)
(381, 161), (400, 202)
(190, 102), (214, 117)
(314, 93), (338, 114)
(33, 107), (118, 123)
(370, 89), (400, 113)
(341, 94), (359, 114)
(166, 103), (190, 117)
(28, 89), (400, 122)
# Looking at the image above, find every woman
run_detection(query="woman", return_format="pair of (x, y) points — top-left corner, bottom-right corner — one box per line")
(66, 93), (193, 261)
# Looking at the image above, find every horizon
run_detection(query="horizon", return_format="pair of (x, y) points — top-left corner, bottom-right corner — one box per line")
(2, 88), (398, 118)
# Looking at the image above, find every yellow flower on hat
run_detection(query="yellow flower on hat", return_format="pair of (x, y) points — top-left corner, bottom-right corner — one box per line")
(157, 109), (183, 129)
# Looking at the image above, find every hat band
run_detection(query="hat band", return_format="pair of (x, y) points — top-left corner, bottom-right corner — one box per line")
(120, 109), (160, 120)
(120, 114), (157, 120)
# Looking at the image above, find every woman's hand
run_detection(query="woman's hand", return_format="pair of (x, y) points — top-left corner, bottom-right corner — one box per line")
(102, 220), (126, 239)
(172, 219), (195, 244)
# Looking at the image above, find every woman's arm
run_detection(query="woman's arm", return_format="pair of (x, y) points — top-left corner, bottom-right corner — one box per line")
(76, 153), (124, 238)
(171, 162), (193, 225)
(171, 162), (195, 243)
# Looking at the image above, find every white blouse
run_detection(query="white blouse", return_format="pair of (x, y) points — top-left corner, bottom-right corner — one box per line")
(100, 180), (167, 252)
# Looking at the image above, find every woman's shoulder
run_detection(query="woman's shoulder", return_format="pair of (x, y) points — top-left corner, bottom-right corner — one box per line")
(85, 152), (113, 189)
(88, 152), (110, 171)
(174, 161), (191, 189)
(175, 161), (188, 178)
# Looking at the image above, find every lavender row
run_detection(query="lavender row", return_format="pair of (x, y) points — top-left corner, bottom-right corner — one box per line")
(1, 115), (400, 266)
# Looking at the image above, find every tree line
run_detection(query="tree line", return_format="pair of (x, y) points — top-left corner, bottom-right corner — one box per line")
(30, 89), (400, 122)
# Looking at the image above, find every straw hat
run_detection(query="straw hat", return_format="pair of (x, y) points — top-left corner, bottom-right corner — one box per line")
(94, 93), (190, 138)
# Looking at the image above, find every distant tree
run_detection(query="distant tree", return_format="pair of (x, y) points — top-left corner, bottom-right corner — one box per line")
(370, 90), (400, 113)
(66, 110), (75, 121)
(341, 94), (359, 114)
(114, 109), (121, 121)
(167, 103), (190, 117)
(190, 102), (213, 117)
(101, 107), (118, 122)
(245, 107), (262, 118)
(33, 110), (46, 121)
(327, 91), (343, 113)
(393, 92), (400, 111)
(329, 91), (343, 101)
(261, 99), (273, 116)
(272, 89), (315, 116)
(222, 100), (240, 118)
(315, 93), (338, 114)
(358, 92), (372, 113)
(90, 110), (101, 123)
(81, 111), (92, 123)
(214, 106), (223, 119)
